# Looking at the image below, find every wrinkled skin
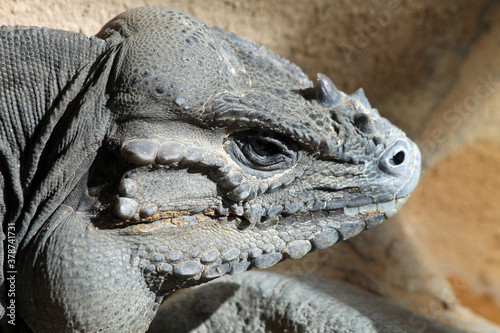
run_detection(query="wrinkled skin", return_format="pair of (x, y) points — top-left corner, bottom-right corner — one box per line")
(0, 7), (420, 332)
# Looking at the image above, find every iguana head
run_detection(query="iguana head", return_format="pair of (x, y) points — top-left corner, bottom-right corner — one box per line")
(15, 6), (420, 332)
(95, 6), (420, 277)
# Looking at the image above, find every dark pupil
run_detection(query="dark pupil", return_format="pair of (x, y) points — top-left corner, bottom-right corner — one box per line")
(252, 139), (280, 157)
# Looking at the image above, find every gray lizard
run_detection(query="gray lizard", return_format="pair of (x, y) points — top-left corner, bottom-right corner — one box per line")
(1, 6), (421, 332)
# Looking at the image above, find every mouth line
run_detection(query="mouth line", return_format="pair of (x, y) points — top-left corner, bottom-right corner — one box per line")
(112, 196), (409, 233)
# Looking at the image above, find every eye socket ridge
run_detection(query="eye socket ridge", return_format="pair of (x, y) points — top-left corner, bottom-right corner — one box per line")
(227, 130), (299, 173)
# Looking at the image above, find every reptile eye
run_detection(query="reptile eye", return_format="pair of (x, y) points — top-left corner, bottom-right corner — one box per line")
(241, 136), (287, 166)
(225, 131), (299, 175)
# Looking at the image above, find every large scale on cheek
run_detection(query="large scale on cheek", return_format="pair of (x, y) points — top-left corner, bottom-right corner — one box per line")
(117, 137), (224, 221)
(120, 138), (224, 168)
(117, 138), (248, 221)
(115, 167), (222, 223)
(121, 139), (160, 166)
(117, 137), (309, 221)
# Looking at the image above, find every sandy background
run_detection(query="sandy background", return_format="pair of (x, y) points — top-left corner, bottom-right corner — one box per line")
(2, 0), (499, 328)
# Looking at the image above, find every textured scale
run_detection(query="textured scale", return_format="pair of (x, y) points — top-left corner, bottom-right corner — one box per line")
(0, 7), (422, 332)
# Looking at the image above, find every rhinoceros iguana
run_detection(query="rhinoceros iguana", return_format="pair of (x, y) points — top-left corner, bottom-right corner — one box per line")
(0, 6), (423, 332)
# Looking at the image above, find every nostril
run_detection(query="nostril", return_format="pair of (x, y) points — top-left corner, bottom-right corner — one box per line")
(389, 151), (405, 166)
(378, 140), (410, 176)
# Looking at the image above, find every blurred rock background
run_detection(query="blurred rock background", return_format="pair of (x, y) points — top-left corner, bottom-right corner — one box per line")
(2, 0), (499, 330)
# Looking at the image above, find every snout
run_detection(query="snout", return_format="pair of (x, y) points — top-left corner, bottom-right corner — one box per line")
(378, 138), (421, 199)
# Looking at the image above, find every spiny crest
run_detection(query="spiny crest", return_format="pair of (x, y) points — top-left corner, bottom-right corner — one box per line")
(350, 88), (372, 109)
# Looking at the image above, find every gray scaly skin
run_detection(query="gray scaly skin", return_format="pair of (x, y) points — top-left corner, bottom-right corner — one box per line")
(0, 7), (420, 332)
